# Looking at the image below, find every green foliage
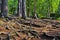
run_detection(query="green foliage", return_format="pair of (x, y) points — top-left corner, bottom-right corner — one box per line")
(8, 0), (60, 19)
(8, 0), (18, 15)
(57, 17), (60, 20)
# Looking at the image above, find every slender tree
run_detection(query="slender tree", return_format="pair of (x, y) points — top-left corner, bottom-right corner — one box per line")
(0, 0), (1, 12)
(22, 0), (27, 19)
(57, 1), (60, 14)
(1, 0), (8, 18)
(47, 0), (52, 18)
(18, 0), (27, 19)
(18, 0), (22, 17)
(33, 0), (37, 18)
(27, 0), (30, 17)
(0, 0), (1, 17)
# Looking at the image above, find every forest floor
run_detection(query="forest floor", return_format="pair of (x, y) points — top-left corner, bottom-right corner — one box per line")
(0, 18), (60, 40)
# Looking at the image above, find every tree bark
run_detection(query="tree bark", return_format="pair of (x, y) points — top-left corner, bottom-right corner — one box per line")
(0, 0), (1, 12)
(18, 0), (22, 17)
(22, 0), (27, 19)
(1, 0), (8, 18)
(18, 0), (27, 19)
(0, 0), (1, 17)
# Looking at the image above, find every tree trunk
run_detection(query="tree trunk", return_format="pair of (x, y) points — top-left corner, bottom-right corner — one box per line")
(27, 0), (30, 17)
(48, 0), (51, 18)
(33, 0), (37, 19)
(22, 0), (27, 19)
(18, 0), (22, 17)
(0, 0), (1, 12)
(0, 0), (1, 17)
(1, 0), (8, 18)
(18, 0), (27, 19)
